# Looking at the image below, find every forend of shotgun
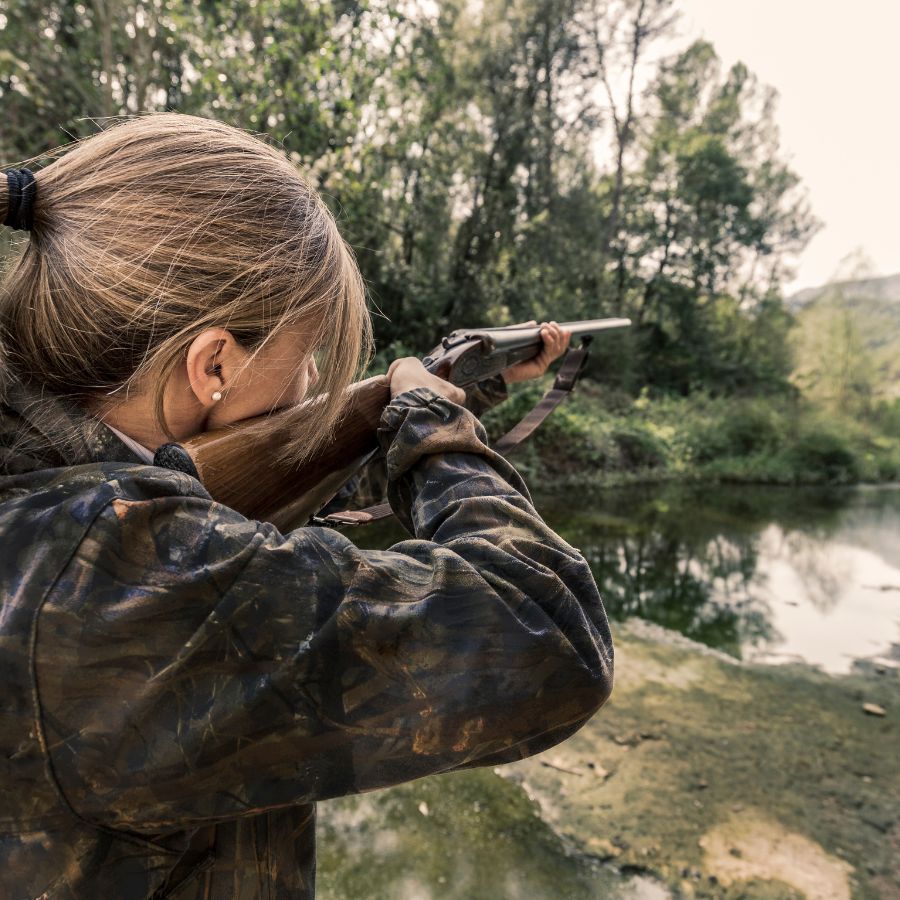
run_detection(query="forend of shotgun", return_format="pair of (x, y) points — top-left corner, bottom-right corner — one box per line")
(422, 317), (631, 386)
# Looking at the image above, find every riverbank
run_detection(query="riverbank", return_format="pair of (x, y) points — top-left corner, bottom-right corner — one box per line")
(481, 379), (900, 488)
(316, 619), (899, 899)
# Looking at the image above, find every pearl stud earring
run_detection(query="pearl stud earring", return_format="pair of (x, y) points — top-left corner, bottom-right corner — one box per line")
(211, 391), (223, 402)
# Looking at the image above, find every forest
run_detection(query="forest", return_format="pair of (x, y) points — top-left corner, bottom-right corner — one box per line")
(2, 0), (898, 483)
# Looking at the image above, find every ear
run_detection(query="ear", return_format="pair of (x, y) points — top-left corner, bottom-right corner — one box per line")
(184, 328), (248, 407)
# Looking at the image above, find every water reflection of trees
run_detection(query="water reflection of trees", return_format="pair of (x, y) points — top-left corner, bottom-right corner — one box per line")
(538, 484), (887, 659)
(763, 528), (850, 613)
(583, 529), (774, 658)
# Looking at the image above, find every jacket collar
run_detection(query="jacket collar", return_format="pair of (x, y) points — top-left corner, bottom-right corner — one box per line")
(0, 376), (145, 476)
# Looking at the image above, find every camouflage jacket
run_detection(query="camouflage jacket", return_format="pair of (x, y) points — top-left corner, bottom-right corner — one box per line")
(0, 375), (613, 899)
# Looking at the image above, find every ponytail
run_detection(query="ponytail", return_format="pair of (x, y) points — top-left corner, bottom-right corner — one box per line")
(0, 114), (373, 467)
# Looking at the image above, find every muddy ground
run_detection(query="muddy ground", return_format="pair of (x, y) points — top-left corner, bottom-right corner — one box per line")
(316, 619), (898, 899)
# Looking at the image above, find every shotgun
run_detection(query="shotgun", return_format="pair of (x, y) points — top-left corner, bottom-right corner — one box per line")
(154, 317), (630, 530)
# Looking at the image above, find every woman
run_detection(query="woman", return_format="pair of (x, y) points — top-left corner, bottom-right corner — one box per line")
(0, 114), (613, 899)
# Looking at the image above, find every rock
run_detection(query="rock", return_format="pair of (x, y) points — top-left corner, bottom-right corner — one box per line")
(586, 837), (621, 858)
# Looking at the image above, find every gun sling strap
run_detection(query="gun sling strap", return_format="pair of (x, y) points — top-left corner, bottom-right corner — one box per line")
(317, 336), (593, 528)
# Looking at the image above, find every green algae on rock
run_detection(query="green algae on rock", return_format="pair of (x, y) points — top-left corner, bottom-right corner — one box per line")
(316, 764), (664, 899)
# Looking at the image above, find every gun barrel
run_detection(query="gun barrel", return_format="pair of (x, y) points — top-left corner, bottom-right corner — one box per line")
(456, 317), (630, 351)
(561, 317), (631, 337)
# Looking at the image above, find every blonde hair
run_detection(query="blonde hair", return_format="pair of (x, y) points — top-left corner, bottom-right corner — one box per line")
(0, 113), (373, 466)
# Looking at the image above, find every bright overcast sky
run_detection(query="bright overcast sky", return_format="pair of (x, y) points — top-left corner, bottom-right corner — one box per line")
(678, 0), (900, 292)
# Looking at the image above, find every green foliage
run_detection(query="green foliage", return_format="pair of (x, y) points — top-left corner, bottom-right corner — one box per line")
(1, 0), (814, 396)
(783, 426), (860, 484)
(487, 381), (898, 487)
(873, 398), (900, 439)
(690, 400), (782, 463)
(602, 424), (669, 471)
(792, 285), (900, 415)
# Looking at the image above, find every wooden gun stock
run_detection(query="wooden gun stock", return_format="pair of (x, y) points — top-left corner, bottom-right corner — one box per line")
(178, 375), (390, 531)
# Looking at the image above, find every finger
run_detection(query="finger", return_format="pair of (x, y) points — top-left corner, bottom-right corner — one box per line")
(438, 376), (465, 404)
(549, 335), (568, 359)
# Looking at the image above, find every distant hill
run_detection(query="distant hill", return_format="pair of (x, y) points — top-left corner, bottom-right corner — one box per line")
(788, 272), (900, 311)
(788, 272), (900, 401)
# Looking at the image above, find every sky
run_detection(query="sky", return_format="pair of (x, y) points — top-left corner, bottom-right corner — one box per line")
(677, 0), (900, 293)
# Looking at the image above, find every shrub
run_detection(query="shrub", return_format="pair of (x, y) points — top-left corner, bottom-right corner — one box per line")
(691, 401), (781, 463)
(785, 427), (860, 483)
(481, 378), (897, 487)
(611, 425), (668, 470)
(872, 398), (900, 439)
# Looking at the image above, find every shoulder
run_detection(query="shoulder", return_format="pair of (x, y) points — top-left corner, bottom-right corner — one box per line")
(55, 461), (363, 607)
(2, 460), (210, 517)
(61, 461), (279, 579)
(0, 461), (257, 606)
(0, 461), (217, 566)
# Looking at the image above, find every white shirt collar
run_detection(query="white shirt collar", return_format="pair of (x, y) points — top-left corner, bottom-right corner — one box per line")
(103, 423), (155, 464)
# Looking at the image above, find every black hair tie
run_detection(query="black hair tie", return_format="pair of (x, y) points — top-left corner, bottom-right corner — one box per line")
(4, 168), (37, 232)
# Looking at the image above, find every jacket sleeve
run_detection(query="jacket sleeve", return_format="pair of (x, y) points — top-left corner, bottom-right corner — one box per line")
(36, 387), (612, 832)
(318, 373), (508, 514)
